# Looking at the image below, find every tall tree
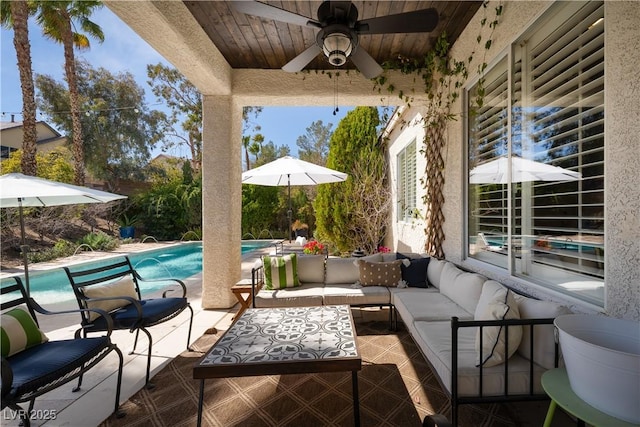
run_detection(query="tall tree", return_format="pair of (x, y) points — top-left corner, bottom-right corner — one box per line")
(242, 106), (263, 170)
(36, 0), (104, 185)
(147, 63), (203, 172)
(36, 61), (168, 191)
(1, 0), (38, 176)
(314, 107), (384, 253)
(296, 120), (333, 166)
(253, 141), (290, 167)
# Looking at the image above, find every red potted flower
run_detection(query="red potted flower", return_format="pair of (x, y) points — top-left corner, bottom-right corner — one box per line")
(303, 240), (325, 255)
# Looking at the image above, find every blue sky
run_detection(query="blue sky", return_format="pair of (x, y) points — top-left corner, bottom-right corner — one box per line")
(1, 6), (352, 159)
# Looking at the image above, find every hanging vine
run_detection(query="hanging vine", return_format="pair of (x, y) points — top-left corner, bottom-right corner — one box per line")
(373, 1), (503, 259)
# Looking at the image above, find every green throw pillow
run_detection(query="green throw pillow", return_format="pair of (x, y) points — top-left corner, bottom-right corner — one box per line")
(1, 307), (49, 357)
(263, 254), (299, 290)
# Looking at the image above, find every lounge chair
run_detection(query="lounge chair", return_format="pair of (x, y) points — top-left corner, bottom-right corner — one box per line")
(1, 277), (125, 426)
(477, 232), (505, 252)
(64, 256), (193, 388)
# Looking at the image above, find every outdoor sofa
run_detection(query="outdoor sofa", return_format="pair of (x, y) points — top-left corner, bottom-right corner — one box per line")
(247, 252), (571, 425)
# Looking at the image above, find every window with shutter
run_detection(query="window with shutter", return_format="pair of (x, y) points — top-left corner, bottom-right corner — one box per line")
(397, 140), (417, 222)
(466, 1), (605, 306)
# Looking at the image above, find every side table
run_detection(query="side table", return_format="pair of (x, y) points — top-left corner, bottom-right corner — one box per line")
(542, 368), (638, 427)
(230, 279), (254, 322)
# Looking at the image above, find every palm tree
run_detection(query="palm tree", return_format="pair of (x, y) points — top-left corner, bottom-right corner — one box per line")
(1, 1), (38, 176)
(36, 0), (104, 186)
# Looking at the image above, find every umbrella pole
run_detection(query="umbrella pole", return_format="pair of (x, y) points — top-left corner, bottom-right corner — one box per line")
(287, 175), (292, 243)
(18, 199), (31, 296)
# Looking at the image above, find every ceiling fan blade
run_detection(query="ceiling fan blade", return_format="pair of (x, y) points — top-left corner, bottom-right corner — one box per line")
(356, 8), (439, 34)
(282, 44), (323, 73)
(350, 47), (383, 79)
(230, 1), (320, 28)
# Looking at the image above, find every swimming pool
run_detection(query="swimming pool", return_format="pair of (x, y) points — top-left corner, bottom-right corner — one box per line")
(8, 240), (272, 304)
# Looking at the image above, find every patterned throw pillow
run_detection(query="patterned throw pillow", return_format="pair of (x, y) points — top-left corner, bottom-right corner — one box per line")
(263, 254), (299, 290)
(83, 276), (139, 321)
(357, 259), (403, 287)
(1, 307), (49, 357)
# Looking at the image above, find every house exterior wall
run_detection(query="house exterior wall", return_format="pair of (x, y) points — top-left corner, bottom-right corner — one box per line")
(385, 107), (427, 254)
(0, 121), (66, 159)
(386, 1), (639, 320)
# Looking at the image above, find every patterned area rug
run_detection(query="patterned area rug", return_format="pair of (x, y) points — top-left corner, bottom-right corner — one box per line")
(101, 322), (550, 427)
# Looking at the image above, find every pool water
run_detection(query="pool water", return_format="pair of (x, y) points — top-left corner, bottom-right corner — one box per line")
(9, 241), (271, 305)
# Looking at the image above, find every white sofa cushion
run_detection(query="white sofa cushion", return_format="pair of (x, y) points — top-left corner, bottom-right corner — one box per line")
(515, 294), (572, 369)
(325, 254), (382, 285)
(426, 258), (446, 288)
(254, 284), (324, 308)
(323, 284), (391, 305)
(474, 284), (522, 367)
(297, 255), (325, 284)
(440, 265), (485, 315)
(392, 290), (473, 323)
(412, 321), (546, 397)
(474, 280), (510, 319)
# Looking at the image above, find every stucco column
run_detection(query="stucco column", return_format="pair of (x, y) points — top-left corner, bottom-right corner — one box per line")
(201, 95), (242, 309)
(604, 2), (640, 320)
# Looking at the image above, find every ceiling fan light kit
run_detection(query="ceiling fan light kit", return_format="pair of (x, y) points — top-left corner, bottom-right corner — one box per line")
(232, 1), (439, 78)
(320, 28), (355, 67)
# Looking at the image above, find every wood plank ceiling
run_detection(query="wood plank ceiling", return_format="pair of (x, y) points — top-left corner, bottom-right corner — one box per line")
(183, 1), (483, 73)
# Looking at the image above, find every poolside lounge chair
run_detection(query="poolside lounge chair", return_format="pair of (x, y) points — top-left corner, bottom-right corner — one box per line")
(64, 256), (193, 389)
(1, 277), (125, 426)
(477, 232), (505, 252)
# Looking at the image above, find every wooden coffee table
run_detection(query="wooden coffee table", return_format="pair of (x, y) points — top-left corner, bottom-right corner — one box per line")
(193, 305), (362, 426)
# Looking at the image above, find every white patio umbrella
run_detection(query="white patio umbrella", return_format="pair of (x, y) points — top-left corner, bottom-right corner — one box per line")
(241, 156), (348, 241)
(0, 173), (127, 294)
(469, 156), (582, 184)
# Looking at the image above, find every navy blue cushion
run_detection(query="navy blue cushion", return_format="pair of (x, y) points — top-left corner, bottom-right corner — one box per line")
(396, 253), (430, 288)
(7, 337), (110, 397)
(87, 298), (188, 330)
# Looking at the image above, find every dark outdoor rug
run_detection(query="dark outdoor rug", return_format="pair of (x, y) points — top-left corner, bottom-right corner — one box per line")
(100, 322), (551, 427)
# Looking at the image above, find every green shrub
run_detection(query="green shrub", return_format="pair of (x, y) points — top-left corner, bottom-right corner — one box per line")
(27, 239), (75, 263)
(78, 232), (120, 251)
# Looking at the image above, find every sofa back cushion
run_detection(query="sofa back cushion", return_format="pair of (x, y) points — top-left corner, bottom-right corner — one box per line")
(515, 294), (572, 369)
(357, 259), (403, 287)
(325, 253), (382, 284)
(426, 258), (446, 289)
(297, 255), (325, 284)
(439, 263), (485, 314)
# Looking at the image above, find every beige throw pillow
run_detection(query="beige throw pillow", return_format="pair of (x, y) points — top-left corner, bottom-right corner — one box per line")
(358, 259), (403, 287)
(83, 276), (139, 321)
(475, 282), (522, 367)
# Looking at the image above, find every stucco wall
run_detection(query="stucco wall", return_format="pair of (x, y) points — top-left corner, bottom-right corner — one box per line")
(385, 107), (427, 253)
(602, 1), (640, 320)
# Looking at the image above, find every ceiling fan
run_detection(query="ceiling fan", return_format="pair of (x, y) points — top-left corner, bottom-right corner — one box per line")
(231, 1), (439, 79)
